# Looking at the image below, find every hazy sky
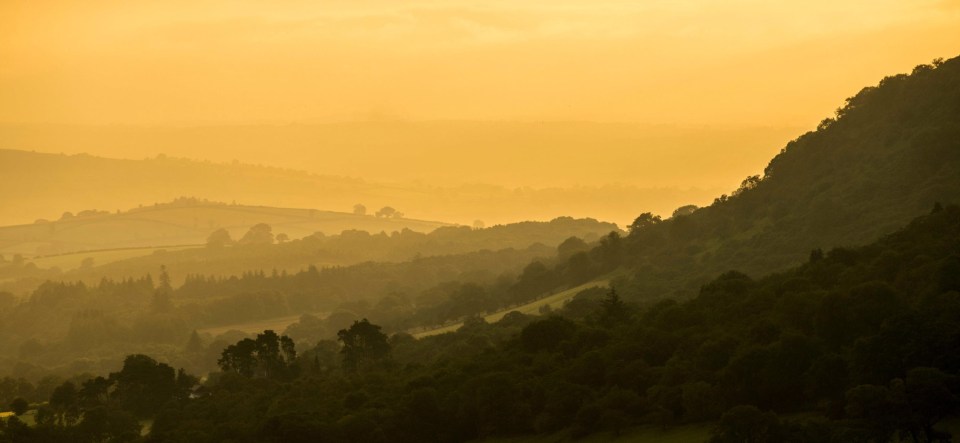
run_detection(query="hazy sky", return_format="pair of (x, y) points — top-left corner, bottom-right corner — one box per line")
(3, 0), (959, 127)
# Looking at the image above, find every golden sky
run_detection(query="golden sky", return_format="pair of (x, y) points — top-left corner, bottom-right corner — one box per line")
(2, 0), (959, 127)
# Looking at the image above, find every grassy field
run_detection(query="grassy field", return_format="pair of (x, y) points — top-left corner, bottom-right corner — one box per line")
(412, 278), (611, 339)
(0, 203), (449, 257)
(196, 312), (327, 337)
(0, 409), (38, 426)
(29, 245), (201, 271)
(140, 419), (153, 436)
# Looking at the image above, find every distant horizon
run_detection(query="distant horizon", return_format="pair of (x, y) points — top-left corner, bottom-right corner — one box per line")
(0, 119), (804, 191)
(0, 118), (809, 128)
(0, 146), (728, 230)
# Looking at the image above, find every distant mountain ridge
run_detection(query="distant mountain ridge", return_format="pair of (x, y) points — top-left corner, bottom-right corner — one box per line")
(0, 147), (720, 229)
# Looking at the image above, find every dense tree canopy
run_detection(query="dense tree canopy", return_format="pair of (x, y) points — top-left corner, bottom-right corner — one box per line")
(337, 319), (391, 373)
(3, 204), (950, 442)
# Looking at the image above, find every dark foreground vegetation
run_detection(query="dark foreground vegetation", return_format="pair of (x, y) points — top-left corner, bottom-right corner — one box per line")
(2, 204), (959, 442)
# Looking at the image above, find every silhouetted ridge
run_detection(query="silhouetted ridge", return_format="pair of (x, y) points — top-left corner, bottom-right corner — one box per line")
(619, 56), (960, 299)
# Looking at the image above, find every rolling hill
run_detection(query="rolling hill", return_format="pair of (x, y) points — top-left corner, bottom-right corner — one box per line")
(0, 121), (802, 228)
(0, 198), (449, 258)
(613, 56), (960, 300)
(0, 147), (723, 231)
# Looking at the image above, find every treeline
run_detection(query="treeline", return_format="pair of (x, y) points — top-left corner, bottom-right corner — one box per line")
(2, 216), (617, 295)
(3, 204), (958, 442)
(0, 223), (628, 382)
(0, 215), (617, 381)
(0, 242), (561, 379)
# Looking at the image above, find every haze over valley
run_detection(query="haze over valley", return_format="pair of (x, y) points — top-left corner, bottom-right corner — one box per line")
(1, 2), (959, 442)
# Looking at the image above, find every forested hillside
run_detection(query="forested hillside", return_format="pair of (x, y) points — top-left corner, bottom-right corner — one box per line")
(476, 56), (960, 305)
(4, 203), (957, 442)
(0, 216), (616, 294)
(146, 205), (959, 442)
(616, 56), (959, 299)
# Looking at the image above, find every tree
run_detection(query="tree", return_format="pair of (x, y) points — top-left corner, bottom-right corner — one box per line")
(672, 204), (699, 218)
(217, 330), (297, 378)
(338, 319), (391, 372)
(375, 206), (396, 218)
(629, 212), (662, 234)
(151, 265), (174, 313)
(275, 233), (290, 243)
(251, 330), (297, 378)
(174, 369), (199, 400)
(239, 223), (274, 245)
(375, 207), (403, 218)
(520, 316), (576, 352)
(599, 287), (629, 324)
(9, 397), (28, 416)
(515, 261), (553, 299)
(110, 354), (183, 418)
(733, 175), (762, 195)
(353, 204), (367, 215)
(79, 377), (110, 409)
(681, 382), (722, 421)
(206, 228), (233, 248)
(49, 381), (80, 426)
(472, 220), (485, 229)
(158, 265), (172, 293)
(557, 236), (589, 260)
(902, 368), (959, 442)
(593, 232), (623, 270)
(218, 338), (257, 377)
(35, 406), (55, 427)
(75, 405), (141, 442)
(565, 252), (598, 285)
(844, 384), (900, 442)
